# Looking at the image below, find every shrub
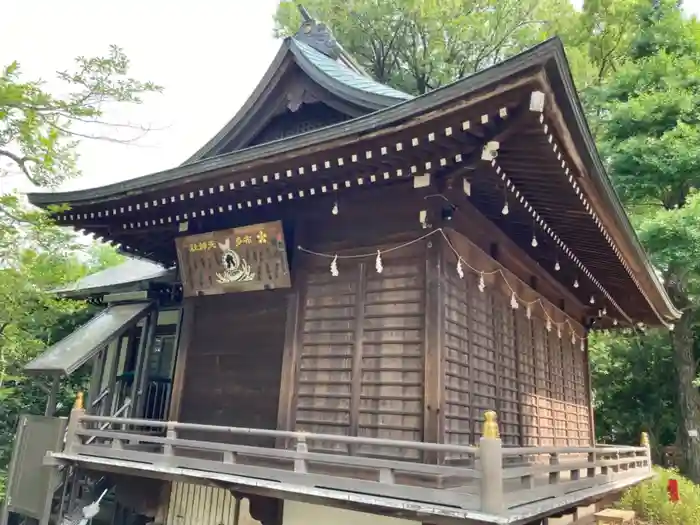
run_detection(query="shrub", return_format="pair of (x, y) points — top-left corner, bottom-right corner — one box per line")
(619, 467), (700, 524)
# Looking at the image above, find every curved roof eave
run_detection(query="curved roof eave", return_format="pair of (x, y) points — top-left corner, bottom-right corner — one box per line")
(27, 39), (558, 207)
(25, 37), (678, 324)
(183, 37), (409, 165)
(543, 43), (681, 324)
(182, 40), (293, 165)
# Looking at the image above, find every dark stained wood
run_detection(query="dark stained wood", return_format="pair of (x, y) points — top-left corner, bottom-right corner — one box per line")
(40, 61), (669, 325)
(178, 291), (287, 447)
(250, 103), (349, 147)
(277, 289), (303, 433)
(175, 221), (291, 297)
(583, 335), (596, 445)
(442, 255), (475, 455)
(443, 228), (591, 448)
(444, 184), (588, 321)
(349, 262), (367, 452)
(423, 234), (444, 462)
(247, 494), (283, 525)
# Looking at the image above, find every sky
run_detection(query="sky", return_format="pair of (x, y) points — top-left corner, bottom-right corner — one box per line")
(0, 0), (282, 194)
(2, 0), (700, 196)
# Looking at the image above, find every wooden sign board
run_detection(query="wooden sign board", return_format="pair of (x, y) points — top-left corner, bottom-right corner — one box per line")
(175, 221), (291, 297)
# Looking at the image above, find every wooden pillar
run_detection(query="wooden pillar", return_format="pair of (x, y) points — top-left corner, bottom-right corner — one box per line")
(423, 218), (445, 462)
(479, 410), (504, 513)
(136, 309), (159, 418)
(277, 286), (303, 435)
(103, 337), (123, 417)
(169, 298), (196, 422)
(583, 328), (596, 445)
(44, 376), (59, 416)
(349, 262), (367, 448)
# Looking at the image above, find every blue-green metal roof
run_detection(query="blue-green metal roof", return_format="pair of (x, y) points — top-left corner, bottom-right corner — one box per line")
(291, 39), (412, 103)
(54, 258), (173, 298)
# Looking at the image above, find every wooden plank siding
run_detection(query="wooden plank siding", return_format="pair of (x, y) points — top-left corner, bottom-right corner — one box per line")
(177, 291), (287, 446)
(441, 233), (591, 450)
(293, 243), (426, 459)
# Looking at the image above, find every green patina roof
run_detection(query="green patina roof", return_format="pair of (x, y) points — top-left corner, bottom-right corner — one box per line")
(291, 39), (412, 102)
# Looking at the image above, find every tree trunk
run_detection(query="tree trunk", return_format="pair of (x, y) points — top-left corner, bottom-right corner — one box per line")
(671, 309), (700, 482)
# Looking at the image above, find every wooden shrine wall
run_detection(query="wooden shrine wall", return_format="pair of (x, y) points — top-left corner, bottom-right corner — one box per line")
(177, 291), (287, 446)
(443, 242), (591, 448)
(292, 242), (426, 460)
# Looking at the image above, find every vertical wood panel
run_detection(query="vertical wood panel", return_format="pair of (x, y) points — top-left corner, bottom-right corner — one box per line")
(469, 277), (497, 438)
(295, 267), (357, 453)
(294, 243), (426, 459)
(358, 251), (425, 458)
(350, 263), (367, 447)
(548, 328), (567, 446)
(423, 238), (443, 461)
(443, 261), (474, 451)
(493, 290), (520, 445)
(277, 289), (303, 433)
(532, 316), (553, 446)
(178, 292), (287, 446)
(516, 308), (538, 446)
(583, 337), (595, 445)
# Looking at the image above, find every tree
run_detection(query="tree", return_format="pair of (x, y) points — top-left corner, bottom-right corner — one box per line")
(0, 45), (161, 189)
(593, 0), (700, 481)
(275, 0), (579, 94)
(589, 329), (677, 461)
(0, 47), (158, 497)
(0, 44), (155, 385)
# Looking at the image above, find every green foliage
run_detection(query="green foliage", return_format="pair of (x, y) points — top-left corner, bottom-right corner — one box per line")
(275, 0), (578, 94)
(0, 45), (158, 500)
(635, 192), (700, 300)
(589, 330), (677, 456)
(620, 467), (700, 524)
(0, 45), (161, 187)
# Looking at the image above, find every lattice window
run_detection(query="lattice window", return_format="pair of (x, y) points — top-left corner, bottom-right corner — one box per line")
(470, 281), (497, 437)
(249, 103), (348, 147)
(560, 336), (578, 446)
(573, 340), (591, 445)
(531, 316), (554, 446)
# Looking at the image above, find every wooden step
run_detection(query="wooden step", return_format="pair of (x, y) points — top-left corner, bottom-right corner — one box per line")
(594, 508), (635, 525)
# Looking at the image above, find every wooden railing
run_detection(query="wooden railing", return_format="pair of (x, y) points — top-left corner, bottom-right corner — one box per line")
(58, 406), (652, 518)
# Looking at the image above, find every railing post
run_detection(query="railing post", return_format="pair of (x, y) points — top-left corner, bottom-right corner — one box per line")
(163, 422), (176, 457)
(479, 410), (504, 514)
(65, 392), (86, 454)
(294, 434), (308, 473)
(641, 431), (652, 472)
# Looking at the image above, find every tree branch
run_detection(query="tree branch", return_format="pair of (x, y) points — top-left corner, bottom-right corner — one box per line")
(0, 149), (40, 185)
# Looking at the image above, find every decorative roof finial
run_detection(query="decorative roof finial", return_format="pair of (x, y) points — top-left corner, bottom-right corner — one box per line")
(297, 4), (313, 23)
(293, 5), (341, 60)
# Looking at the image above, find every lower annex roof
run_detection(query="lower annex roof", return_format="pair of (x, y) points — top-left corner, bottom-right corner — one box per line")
(26, 38), (680, 327)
